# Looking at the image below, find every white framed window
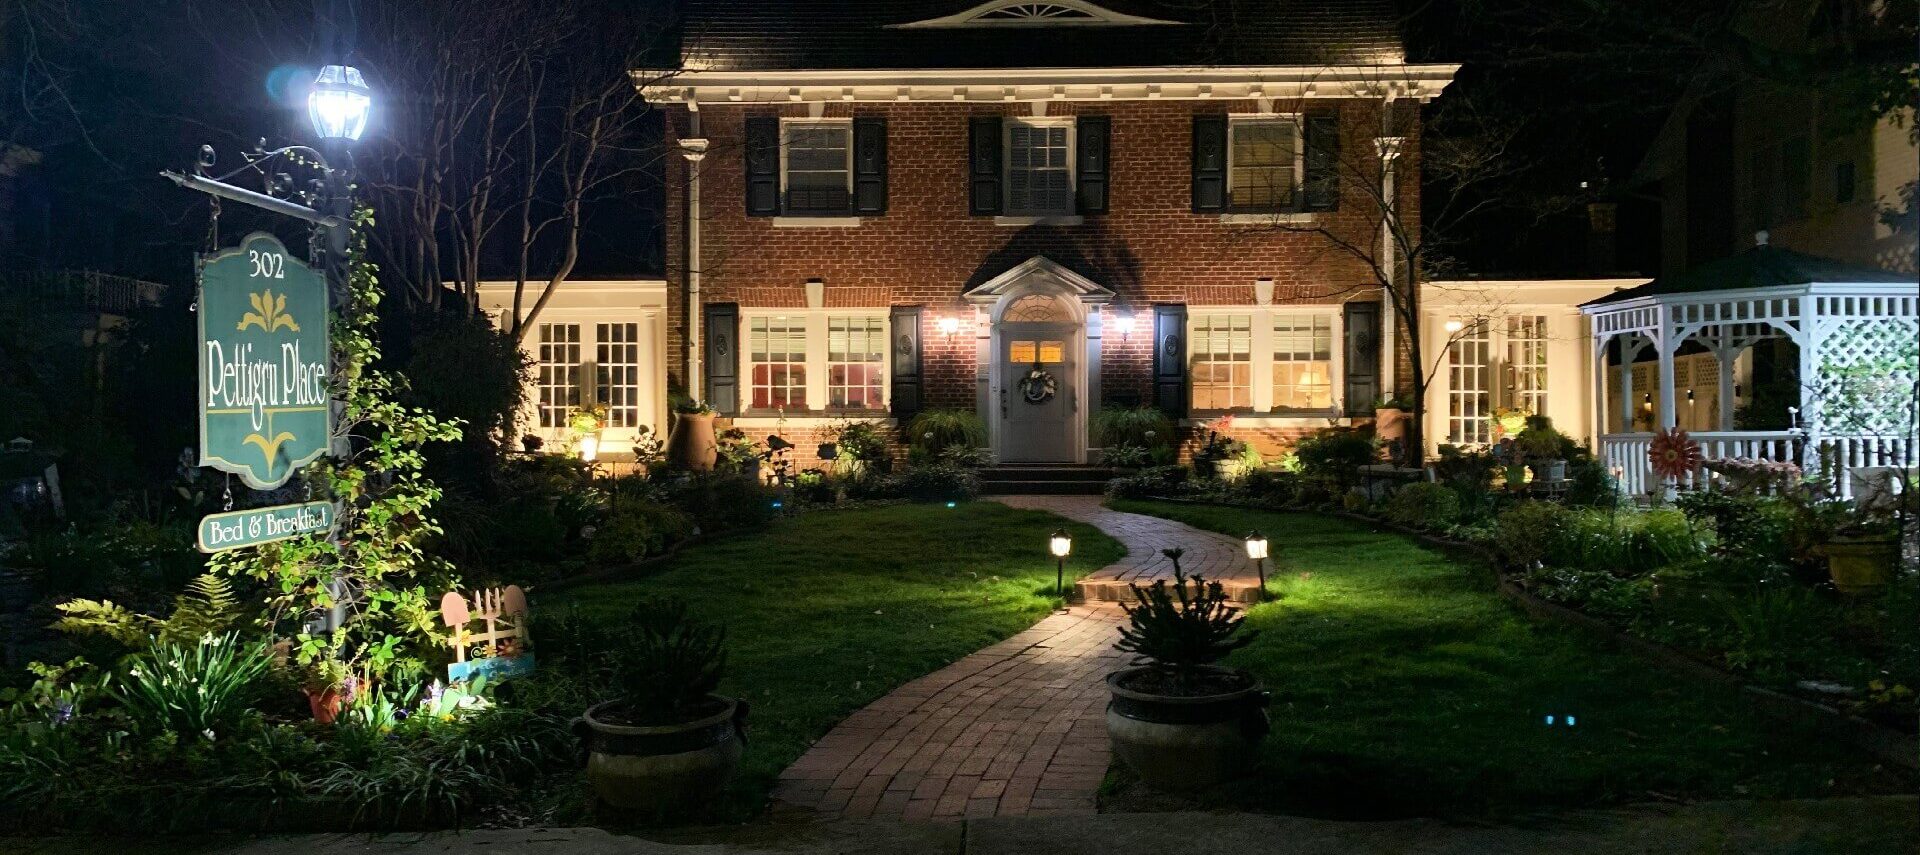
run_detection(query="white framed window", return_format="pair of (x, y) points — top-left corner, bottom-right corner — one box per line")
(1228, 117), (1301, 211)
(536, 323), (582, 428)
(781, 120), (853, 214)
(828, 316), (886, 409)
(596, 322), (643, 428)
(1005, 120), (1074, 215)
(1190, 307), (1342, 415)
(1446, 318), (1493, 445)
(1271, 313), (1333, 412)
(743, 310), (890, 413)
(749, 316), (809, 410)
(1505, 315), (1548, 419)
(1190, 314), (1252, 411)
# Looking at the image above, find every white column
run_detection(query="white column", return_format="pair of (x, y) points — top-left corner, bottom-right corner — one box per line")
(1619, 335), (1637, 432)
(1374, 137), (1406, 398)
(1714, 330), (1737, 431)
(679, 133), (709, 401)
(1656, 314), (1678, 432)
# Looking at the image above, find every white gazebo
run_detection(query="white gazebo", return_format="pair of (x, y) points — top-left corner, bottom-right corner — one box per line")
(1581, 235), (1918, 498)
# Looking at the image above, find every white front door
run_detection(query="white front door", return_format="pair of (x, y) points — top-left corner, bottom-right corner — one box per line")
(998, 322), (1077, 462)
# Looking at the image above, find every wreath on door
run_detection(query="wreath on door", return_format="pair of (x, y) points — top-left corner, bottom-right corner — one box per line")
(1018, 366), (1057, 404)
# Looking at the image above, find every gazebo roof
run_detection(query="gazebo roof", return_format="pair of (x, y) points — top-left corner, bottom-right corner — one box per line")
(1581, 241), (1912, 308)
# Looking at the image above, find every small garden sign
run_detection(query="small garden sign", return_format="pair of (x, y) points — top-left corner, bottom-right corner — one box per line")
(195, 500), (336, 552)
(439, 585), (535, 684)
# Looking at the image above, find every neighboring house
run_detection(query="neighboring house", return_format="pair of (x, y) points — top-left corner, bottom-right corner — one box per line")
(476, 280), (672, 454)
(612, 0), (1456, 466)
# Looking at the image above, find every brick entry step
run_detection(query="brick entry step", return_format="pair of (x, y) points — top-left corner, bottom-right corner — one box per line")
(977, 464), (1113, 496)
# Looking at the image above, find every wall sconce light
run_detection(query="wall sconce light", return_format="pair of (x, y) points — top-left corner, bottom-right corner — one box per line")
(1686, 388), (1695, 403)
(1642, 393), (1653, 411)
(938, 316), (962, 339)
(1112, 311), (1136, 340)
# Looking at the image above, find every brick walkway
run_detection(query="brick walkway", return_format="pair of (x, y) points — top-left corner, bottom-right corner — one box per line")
(999, 495), (1263, 603)
(771, 496), (1255, 822)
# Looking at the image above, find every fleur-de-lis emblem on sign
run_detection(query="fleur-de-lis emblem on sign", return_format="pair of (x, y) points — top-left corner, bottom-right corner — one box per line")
(237, 290), (300, 333)
(243, 431), (298, 467)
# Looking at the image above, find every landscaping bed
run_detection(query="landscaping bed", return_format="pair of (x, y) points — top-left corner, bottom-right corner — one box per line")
(1103, 499), (1913, 820)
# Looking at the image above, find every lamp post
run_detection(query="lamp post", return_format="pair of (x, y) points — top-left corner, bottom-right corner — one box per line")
(1244, 531), (1269, 596)
(1049, 529), (1072, 601)
(307, 65), (372, 313)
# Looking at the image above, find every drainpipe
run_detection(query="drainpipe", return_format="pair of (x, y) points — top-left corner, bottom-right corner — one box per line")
(1374, 136), (1407, 400)
(679, 119), (708, 401)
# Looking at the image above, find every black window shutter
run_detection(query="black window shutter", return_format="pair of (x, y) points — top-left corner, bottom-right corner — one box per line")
(853, 117), (888, 215)
(744, 117), (780, 216)
(889, 306), (923, 420)
(1303, 112), (1340, 212)
(1075, 115), (1110, 215)
(1342, 300), (1380, 416)
(1191, 115), (1227, 212)
(968, 117), (1003, 216)
(704, 302), (740, 414)
(1152, 304), (1188, 417)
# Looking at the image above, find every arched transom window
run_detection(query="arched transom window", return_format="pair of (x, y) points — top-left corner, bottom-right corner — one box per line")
(1002, 293), (1072, 323)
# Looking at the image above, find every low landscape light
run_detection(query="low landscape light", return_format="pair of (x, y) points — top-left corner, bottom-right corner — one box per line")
(577, 434), (600, 462)
(308, 65), (372, 142)
(1244, 531), (1269, 594)
(1049, 529), (1072, 601)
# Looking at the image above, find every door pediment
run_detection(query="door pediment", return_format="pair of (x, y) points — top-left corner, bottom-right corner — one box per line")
(963, 256), (1116, 307)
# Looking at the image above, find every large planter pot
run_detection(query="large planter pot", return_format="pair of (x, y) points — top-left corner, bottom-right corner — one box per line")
(304, 686), (345, 725)
(1823, 534), (1899, 594)
(1528, 459), (1568, 483)
(1372, 408), (1408, 444)
(1106, 666), (1269, 791)
(577, 696), (747, 811)
(664, 412), (717, 471)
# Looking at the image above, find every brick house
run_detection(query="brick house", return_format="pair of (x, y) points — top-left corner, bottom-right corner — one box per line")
(617, 0), (1458, 468)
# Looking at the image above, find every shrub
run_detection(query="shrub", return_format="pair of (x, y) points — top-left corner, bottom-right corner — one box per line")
(1290, 427), (1376, 487)
(1115, 549), (1257, 693)
(1551, 508), (1704, 574)
(112, 633), (271, 738)
(892, 464), (981, 503)
(906, 410), (987, 455)
(586, 501), (695, 564)
(1675, 491), (1793, 564)
(609, 600), (727, 726)
(1106, 465), (1189, 499)
(1564, 456), (1620, 507)
(664, 473), (778, 533)
(1239, 468), (1299, 506)
(1101, 444), (1152, 469)
(830, 420), (892, 466)
(1093, 406), (1176, 450)
(792, 469), (839, 504)
(1494, 501), (1571, 568)
(399, 311), (529, 457)
(1383, 482), (1460, 529)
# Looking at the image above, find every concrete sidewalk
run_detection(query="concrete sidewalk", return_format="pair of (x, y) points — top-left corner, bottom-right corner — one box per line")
(17, 796), (1916, 855)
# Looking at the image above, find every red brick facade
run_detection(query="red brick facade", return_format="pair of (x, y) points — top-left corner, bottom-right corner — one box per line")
(662, 98), (1421, 461)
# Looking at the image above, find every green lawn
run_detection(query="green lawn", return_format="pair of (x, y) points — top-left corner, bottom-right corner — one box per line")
(1109, 499), (1911, 819)
(540, 501), (1124, 818)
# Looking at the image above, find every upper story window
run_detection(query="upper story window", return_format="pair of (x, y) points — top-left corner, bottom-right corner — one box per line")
(1228, 117), (1301, 212)
(1005, 121), (1074, 215)
(782, 120), (853, 214)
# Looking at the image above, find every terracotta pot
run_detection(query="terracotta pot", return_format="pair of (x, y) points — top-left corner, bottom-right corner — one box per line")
(577, 696), (747, 811)
(664, 412), (717, 471)
(1106, 666), (1269, 791)
(1372, 408), (1408, 444)
(1823, 534), (1899, 594)
(304, 686), (345, 725)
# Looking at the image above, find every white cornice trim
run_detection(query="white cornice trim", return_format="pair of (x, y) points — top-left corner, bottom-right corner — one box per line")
(636, 64), (1459, 106)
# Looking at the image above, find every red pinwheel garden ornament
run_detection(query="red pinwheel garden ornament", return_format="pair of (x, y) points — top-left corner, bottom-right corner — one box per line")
(1648, 427), (1703, 483)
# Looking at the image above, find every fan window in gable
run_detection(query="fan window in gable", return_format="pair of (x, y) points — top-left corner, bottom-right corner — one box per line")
(977, 3), (1097, 20)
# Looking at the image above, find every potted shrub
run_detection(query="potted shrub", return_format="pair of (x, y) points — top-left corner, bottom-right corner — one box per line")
(664, 400), (717, 471)
(1821, 514), (1900, 594)
(1371, 395), (1411, 447)
(1192, 415), (1245, 480)
(1515, 417), (1573, 483)
(1106, 549), (1269, 791)
(577, 600), (747, 811)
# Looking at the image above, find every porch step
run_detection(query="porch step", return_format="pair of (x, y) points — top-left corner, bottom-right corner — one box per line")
(1075, 577), (1265, 605)
(977, 464), (1114, 496)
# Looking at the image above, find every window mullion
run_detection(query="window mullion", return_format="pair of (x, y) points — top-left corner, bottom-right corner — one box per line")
(1251, 309), (1274, 413)
(807, 312), (828, 411)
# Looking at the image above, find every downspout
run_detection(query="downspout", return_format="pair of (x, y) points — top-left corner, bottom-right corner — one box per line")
(679, 112), (708, 402)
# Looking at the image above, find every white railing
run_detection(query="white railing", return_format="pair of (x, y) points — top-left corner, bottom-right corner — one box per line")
(1600, 430), (1916, 500)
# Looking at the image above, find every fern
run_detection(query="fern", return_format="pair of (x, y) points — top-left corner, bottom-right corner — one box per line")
(52, 599), (158, 647)
(162, 574), (244, 643)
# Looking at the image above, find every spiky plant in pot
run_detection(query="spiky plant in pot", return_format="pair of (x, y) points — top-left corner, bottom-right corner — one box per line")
(1114, 548), (1258, 696)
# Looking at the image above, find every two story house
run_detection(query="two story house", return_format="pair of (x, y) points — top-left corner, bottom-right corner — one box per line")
(592, 0), (1457, 467)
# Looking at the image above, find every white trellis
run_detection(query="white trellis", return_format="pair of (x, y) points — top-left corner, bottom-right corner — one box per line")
(1580, 241), (1918, 498)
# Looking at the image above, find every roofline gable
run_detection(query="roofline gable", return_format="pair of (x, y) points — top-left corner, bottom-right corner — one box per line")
(890, 0), (1182, 29)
